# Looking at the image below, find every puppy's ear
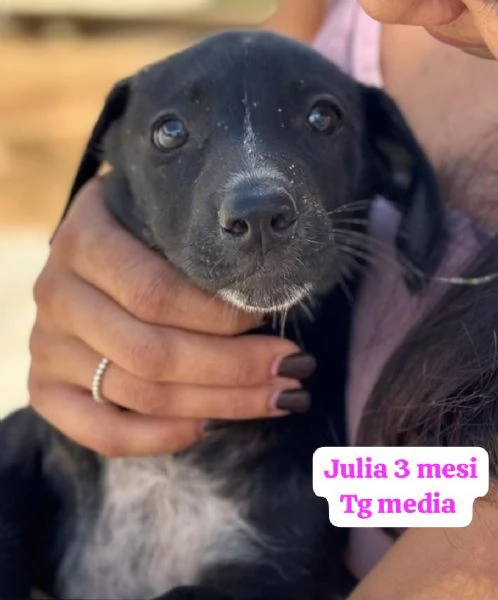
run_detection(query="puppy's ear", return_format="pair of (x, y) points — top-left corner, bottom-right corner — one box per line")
(361, 87), (446, 292)
(53, 78), (131, 233)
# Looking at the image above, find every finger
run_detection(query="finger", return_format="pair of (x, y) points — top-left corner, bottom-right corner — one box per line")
(51, 178), (259, 335)
(30, 333), (305, 420)
(36, 272), (301, 387)
(29, 379), (202, 457)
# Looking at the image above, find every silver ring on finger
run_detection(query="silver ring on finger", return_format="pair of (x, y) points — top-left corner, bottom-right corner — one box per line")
(92, 357), (111, 404)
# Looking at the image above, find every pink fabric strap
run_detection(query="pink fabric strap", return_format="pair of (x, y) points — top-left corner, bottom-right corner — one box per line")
(312, 0), (383, 88)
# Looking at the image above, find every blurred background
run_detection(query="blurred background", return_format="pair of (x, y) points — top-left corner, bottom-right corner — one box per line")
(0, 0), (276, 417)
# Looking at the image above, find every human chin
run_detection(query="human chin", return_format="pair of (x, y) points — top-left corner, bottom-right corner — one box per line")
(425, 27), (496, 58)
(462, 46), (497, 59)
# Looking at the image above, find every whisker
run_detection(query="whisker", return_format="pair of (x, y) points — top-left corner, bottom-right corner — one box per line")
(279, 309), (288, 339)
(299, 237), (322, 246)
(326, 200), (373, 215)
(336, 229), (498, 287)
(291, 317), (305, 348)
(337, 273), (354, 306)
(332, 228), (379, 246)
(333, 229), (395, 255)
(334, 244), (372, 266)
(297, 300), (315, 322)
(294, 256), (306, 269)
(330, 217), (371, 227)
(333, 242), (372, 263)
(298, 286), (317, 322)
(334, 240), (409, 279)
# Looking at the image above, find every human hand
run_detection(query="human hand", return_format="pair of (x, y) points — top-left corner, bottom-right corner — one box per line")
(29, 179), (315, 457)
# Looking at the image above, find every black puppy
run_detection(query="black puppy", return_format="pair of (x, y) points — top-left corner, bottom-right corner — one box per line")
(0, 31), (445, 600)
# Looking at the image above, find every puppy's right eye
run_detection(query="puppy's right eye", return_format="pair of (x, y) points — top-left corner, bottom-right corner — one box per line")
(152, 118), (189, 150)
(307, 103), (341, 133)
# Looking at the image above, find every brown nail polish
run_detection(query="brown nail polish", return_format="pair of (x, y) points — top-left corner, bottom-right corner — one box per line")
(275, 390), (311, 414)
(277, 353), (316, 380)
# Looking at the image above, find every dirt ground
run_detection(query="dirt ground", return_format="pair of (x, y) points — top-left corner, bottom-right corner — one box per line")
(0, 25), (227, 416)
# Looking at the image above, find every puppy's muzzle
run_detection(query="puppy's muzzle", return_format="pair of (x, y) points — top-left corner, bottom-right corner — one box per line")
(219, 181), (297, 256)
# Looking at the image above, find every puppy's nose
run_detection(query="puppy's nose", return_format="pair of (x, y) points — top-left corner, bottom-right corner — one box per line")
(219, 186), (297, 252)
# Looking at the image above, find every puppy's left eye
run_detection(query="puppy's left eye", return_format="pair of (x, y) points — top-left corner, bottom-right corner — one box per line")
(152, 118), (189, 150)
(307, 103), (341, 133)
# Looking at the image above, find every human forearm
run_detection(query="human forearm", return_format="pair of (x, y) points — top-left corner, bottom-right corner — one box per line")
(262, 0), (329, 43)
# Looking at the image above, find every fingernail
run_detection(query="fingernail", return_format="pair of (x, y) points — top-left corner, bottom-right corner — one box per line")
(276, 353), (316, 380)
(274, 390), (311, 414)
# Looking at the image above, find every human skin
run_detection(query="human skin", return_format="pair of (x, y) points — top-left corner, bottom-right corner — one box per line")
(28, 0), (498, 597)
(348, 498), (498, 600)
(376, 8), (498, 232)
(275, 2), (498, 599)
(360, 0), (498, 59)
(29, 177), (314, 457)
(352, 3), (498, 599)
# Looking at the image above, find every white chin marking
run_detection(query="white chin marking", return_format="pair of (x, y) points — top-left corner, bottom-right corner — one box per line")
(218, 284), (312, 313)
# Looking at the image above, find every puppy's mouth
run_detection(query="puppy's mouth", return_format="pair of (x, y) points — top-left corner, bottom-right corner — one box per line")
(217, 285), (312, 313)
(216, 269), (313, 313)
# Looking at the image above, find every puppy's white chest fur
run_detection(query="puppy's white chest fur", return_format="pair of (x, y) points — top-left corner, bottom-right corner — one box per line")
(57, 456), (260, 600)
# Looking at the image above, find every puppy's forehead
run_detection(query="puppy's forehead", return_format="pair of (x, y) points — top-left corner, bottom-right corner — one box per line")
(131, 31), (359, 110)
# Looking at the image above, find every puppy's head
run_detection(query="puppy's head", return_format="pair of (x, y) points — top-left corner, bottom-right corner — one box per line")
(65, 31), (445, 312)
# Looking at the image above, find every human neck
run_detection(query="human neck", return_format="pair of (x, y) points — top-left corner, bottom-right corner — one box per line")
(381, 24), (498, 227)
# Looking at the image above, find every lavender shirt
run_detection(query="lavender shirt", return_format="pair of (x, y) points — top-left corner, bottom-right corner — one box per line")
(312, 0), (483, 579)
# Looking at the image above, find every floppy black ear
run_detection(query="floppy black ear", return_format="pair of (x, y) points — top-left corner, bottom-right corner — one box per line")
(53, 78), (131, 234)
(361, 86), (447, 292)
